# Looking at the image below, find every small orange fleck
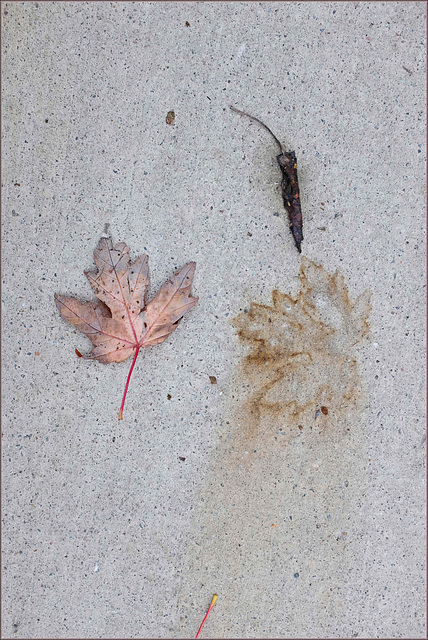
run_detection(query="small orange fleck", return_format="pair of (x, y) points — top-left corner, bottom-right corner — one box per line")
(75, 348), (83, 358)
(271, 523), (276, 527)
(35, 352), (40, 356)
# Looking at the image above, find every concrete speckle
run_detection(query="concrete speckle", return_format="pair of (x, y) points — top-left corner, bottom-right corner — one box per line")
(2, 1), (426, 639)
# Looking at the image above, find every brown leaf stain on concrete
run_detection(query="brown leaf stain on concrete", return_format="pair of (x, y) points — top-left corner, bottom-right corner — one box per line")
(231, 257), (371, 458)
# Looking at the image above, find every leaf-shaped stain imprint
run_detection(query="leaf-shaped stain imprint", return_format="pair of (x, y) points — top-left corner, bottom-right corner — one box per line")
(232, 258), (371, 453)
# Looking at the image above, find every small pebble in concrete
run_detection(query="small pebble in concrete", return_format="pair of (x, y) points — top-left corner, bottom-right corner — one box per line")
(166, 110), (175, 125)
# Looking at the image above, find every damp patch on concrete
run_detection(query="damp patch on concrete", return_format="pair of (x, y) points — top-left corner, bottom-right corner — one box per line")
(175, 260), (373, 638)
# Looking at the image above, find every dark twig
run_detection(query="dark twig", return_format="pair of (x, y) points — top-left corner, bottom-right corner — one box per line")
(230, 105), (303, 253)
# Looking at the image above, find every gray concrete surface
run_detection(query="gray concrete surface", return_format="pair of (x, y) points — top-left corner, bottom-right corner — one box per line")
(2, 2), (426, 638)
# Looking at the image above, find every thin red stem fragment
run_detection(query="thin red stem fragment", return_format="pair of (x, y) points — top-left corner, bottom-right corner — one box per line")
(118, 346), (140, 420)
(195, 594), (218, 639)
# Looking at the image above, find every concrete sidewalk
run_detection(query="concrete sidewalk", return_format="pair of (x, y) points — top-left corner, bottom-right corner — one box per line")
(2, 2), (426, 638)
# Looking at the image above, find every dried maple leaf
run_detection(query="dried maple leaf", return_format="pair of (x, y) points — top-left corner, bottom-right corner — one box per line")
(55, 237), (198, 419)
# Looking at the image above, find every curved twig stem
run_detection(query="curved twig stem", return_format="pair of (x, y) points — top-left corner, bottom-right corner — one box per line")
(230, 105), (284, 154)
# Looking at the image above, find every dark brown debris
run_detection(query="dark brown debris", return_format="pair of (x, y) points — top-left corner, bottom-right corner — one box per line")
(230, 105), (303, 253)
